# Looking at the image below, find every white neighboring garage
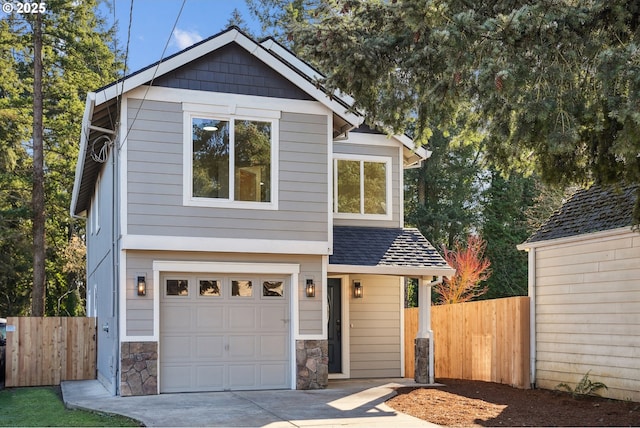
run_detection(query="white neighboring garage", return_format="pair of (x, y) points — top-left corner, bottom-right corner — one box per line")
(518, 184), (640, 402)
(154, 261), (299, 393)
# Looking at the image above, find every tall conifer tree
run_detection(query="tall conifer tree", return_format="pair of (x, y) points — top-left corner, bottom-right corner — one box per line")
(255, 0), (640, 224)
(0, 0), (120, 316)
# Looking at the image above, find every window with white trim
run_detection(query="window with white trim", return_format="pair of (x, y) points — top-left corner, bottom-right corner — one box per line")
(334, 155), (392, 218)
(187, 114), (277, 209)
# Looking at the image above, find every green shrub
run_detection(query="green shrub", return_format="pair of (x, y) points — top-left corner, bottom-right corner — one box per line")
(556, 371), (608, 398)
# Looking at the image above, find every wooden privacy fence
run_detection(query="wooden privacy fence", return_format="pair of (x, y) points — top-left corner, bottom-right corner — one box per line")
(405, 296), (530, 388)
(5, 317), (96, 387)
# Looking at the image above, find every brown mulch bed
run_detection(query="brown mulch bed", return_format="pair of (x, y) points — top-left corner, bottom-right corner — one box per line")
(386, 379), (640, 427)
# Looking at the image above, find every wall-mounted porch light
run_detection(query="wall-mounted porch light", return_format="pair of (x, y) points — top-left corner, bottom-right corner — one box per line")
(305, 279), (316, 298)
(353, 280), (363, 298)
(137, 276), (146, 296)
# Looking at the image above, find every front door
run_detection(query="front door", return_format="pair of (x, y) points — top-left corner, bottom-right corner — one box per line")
(327, 278), (342, 373)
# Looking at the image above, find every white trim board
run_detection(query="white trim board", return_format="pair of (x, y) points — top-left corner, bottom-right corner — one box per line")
(328, 264), (455, 278)
(517, 226), (634, 251)
(121, 235), (331, 255)
(126, 86), (331, 116)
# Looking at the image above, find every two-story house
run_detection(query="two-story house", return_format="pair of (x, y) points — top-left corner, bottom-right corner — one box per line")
(71, 27), (454, 396)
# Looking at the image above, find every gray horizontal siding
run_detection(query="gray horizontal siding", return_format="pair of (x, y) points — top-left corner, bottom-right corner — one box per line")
(349, 275), (402, 378)
(333, 142), (402, 228)
(533, 233), (640, 402)
(126, 99), (329, 242)
(125, 251), (323, 337)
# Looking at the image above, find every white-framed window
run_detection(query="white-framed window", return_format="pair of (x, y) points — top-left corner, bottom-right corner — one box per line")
(333, 154), (392, 219)
(184, 110), (279, 210)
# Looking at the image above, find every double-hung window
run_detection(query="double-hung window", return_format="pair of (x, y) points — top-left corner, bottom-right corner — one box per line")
(186, 113), (278, 209)
(333, 154), (392, 219)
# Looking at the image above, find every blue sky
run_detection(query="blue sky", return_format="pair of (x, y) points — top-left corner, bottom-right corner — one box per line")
(104, 0), (263, 73)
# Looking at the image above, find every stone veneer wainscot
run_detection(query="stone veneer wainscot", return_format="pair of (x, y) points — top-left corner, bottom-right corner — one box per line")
(121, 341), (158, 396)
(296, 339), (328, 389)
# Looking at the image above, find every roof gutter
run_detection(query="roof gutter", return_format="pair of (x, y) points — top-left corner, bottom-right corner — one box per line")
(70, 92), (96, 218)
(328, 264), (455, 277)
(517, 226), (633, 251)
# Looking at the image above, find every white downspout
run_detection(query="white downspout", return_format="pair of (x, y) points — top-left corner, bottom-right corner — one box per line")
(528, 248), (536, 388)
(418, 276), (442, 384)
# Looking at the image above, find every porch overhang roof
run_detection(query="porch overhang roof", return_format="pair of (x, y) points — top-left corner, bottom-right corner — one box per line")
(329, 226), (455, 278)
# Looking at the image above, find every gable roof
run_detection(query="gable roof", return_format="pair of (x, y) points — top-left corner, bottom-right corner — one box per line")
(260, 37), (430, 163)
(330, 226), (455, 277)
(522, 184), (638, 245)
(71, 26), (428, 217)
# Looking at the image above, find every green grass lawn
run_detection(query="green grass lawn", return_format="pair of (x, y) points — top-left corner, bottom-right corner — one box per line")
(0, 386), (140, 427)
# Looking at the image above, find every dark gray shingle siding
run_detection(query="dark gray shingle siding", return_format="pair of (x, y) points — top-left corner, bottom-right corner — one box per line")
(331, 226), (449, 268)
(525, 184), (638, 243)
(152, 43), (314, 100)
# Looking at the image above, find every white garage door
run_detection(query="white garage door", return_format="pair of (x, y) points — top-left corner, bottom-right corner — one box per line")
(160, 273), (290, 393)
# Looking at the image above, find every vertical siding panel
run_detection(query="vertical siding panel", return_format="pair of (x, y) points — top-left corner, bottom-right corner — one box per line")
(426, 298), (529, 388)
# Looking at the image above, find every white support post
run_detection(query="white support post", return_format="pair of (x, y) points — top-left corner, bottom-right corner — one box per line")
(417, 277), (428, 338)
(416, 276), (441, 384)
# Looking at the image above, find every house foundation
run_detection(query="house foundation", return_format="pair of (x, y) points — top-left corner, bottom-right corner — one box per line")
(120, 341), (158, 396)
(414, 337), (430, 384)
(296, 339), (328, 389)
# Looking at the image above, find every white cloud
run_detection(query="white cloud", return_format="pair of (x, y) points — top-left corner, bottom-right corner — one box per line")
(172, 28), (203, 50)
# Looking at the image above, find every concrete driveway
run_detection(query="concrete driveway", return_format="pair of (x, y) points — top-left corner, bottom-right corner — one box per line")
(62, 378), (439, 427)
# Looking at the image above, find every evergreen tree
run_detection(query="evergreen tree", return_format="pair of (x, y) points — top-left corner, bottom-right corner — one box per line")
(274, 0), (640, 223)
(480, 170), (537, 298)
(0, 0), (120, 316)
(405, 126), (484, 250)
(226, 8), (254, 36)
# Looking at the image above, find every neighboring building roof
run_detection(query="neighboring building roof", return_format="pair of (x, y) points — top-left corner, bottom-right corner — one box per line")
(523, 184), (638, 245)
(330, 226), (455, 277)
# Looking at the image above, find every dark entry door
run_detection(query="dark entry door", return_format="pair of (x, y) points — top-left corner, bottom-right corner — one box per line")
(327, 278), (342, 373)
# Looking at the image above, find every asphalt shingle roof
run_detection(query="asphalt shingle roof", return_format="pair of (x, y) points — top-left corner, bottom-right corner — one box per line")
(330, 226), (450, 268)
(525, 184), (638, 244)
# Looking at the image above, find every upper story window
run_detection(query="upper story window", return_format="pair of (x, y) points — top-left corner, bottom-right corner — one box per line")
(185, 111), (278, 209)
(333, 154), (392, 219)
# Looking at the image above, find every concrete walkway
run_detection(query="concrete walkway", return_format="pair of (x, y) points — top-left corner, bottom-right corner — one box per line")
(62, 378), (439, 427)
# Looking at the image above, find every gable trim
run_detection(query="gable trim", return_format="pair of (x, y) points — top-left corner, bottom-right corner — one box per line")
(70, 93), (96, 217)
(94, 28), (362, 127)
(517, 226), (634, 251)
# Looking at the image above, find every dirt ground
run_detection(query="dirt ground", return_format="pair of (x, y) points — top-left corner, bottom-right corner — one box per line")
(386, 379), (640, 427)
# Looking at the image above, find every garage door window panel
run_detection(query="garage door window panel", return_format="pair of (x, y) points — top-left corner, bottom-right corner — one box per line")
(199, 279), (222, 297)
(231, 280), (253, 297)
(262, 280), (284, 298)
(166, 279), (189, 297)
